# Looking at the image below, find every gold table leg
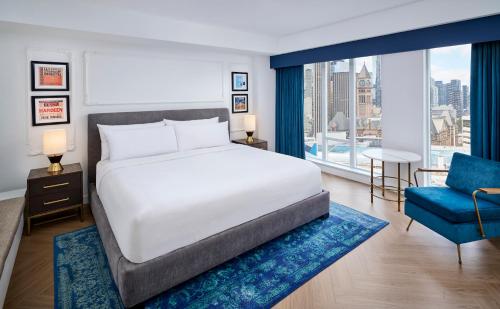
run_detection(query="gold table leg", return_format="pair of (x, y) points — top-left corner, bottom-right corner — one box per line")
(397, 163), (401, 212)
(408, 163), (411, 187)
(382, 161), (385, 197)
(370, 159), (374, 204)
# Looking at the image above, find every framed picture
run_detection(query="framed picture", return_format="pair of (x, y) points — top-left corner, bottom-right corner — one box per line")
(232, 94), (248, 113)
(31, 95), (70, 126)
(31, 61), (69, 91)
(232, 72), (248, 91)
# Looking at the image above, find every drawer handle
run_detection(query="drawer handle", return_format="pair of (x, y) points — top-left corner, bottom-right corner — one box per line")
(44, 197), (69, 206)
(43, 182), (69, 189)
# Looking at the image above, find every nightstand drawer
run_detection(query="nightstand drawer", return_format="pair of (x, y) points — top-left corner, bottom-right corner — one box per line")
(28, 189), (82, 215)
(29, 173), (81, 197)
(232, 138), (268, 150)
(252, 143), (268, 150)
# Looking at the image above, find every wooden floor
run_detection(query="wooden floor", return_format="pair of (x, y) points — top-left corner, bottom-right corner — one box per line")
(5, 174), (500, 308)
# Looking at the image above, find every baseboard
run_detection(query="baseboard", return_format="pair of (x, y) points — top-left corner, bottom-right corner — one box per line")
(308, 160), (371, 185)
(0, 189), (25, 201)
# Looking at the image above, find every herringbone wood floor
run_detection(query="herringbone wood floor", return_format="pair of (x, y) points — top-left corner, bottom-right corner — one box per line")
(5, 174), (500, 308)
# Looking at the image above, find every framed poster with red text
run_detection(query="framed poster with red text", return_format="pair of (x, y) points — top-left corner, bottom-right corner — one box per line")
(31, 96), (70, 126)
(31, 61), (69, 91)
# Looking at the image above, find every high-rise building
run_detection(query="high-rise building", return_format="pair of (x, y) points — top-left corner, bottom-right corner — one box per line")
(331, 71), (350, 119)
(435, 80), (447, 105)
(430, 79), (439, 107)
(374, 55), (382, 107)
(447, 79), (463, 117)
(462, 85), (470, 114)
(327, 62), (334, 121)
(304, 68), (313, 98)
(461, 115), (471, 146)
(356, 63), (373, 119)
(311, 63), (324, 137)
(303, 66), (313, 137)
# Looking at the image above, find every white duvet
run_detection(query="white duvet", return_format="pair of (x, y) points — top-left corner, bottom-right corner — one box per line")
(96, 144), (322, 263)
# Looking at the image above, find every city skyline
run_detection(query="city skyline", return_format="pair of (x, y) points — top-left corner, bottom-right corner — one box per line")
(429, 45), (471, 184)
(430, 44), (471, 87)
(304, 57), (381, 135)
(430, 45), (471, 119)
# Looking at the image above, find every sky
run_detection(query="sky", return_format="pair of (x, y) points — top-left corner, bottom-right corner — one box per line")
(356, 56), (374, 73)
(430, 44), (471, 86)
(330, 56), (376, 75)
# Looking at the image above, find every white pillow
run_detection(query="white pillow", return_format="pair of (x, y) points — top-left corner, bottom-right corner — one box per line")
(164, 117), (218, 126)
(175, 121), (229, 151)
(106, 126), (178, 161)
(97, 121), (164, 160)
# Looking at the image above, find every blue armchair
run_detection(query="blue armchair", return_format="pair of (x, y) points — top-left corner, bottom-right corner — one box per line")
(404, 153), (500, 264)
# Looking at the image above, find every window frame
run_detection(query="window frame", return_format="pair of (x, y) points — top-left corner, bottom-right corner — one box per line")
(425, 45), (471, 186)
(305, 57), (381, 173)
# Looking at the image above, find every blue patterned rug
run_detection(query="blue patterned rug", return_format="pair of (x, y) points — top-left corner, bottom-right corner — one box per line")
(54, 202), (388, 308)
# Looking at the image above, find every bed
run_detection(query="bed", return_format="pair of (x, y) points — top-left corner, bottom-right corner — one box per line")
(88, 108), (330, 307)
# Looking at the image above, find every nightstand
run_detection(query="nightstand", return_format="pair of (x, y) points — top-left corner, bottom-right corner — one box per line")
(232, 138), (268, 150)
(25, 163), (83, 235)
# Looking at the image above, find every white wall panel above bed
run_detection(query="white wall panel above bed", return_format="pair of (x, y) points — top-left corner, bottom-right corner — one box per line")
(84, 52), (225, 105)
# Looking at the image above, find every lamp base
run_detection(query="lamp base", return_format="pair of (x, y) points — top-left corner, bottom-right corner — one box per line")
(47, 154), (64, 173)
(246, 131), (254, 144)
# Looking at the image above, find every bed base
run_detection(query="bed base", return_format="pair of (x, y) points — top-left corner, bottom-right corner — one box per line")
(90, 184), (329, 307)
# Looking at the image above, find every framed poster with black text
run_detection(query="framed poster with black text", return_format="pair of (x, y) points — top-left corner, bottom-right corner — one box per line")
(31, 61), (69, 91)
(31, 95), (70, 126)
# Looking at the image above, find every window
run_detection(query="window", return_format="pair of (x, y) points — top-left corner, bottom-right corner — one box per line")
(428, 44), (471, 185)
(304, 56), (382, 172)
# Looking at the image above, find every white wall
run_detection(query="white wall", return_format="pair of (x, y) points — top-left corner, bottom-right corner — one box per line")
(252, 56), (276, 151)
(0, 23), (276, 198)
(381, 50), (427, 186)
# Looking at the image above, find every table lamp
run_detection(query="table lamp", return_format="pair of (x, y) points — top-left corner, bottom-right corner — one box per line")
(43, 129), (67, 173)
(244, 114), (256, 144)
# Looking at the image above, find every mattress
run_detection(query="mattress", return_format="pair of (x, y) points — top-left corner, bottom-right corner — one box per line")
(96, 144), (322, 263)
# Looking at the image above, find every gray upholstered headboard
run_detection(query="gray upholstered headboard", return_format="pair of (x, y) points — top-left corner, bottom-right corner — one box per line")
(87, 108), (230, 184)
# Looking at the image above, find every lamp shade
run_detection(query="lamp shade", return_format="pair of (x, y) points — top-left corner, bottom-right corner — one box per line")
(43, 129), (67, 155)
(244, 114), (256, 132)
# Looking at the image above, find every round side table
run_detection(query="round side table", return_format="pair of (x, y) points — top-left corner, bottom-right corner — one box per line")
(362, 148), (421, 212)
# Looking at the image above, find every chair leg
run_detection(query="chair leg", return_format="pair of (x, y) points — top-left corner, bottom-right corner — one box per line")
(406, 219), (414, 231)
(457, 244), (462, 265)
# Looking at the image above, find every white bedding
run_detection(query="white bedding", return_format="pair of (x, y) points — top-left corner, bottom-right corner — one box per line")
(96, 144), (322, 263)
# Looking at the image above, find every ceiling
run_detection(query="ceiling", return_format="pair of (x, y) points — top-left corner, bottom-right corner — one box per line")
(2, 0), (500, 54)
(82, 0), (421, 37)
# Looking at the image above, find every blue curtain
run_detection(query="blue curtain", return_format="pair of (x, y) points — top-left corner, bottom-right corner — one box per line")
(470, 41), (500, 161)
(275, 65), (305, 159)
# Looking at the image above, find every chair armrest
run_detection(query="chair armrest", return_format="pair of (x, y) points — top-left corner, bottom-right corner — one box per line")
(413, 168), (449, 187)
(477, 188), (500, 195)
(470, 188), (500, 239)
